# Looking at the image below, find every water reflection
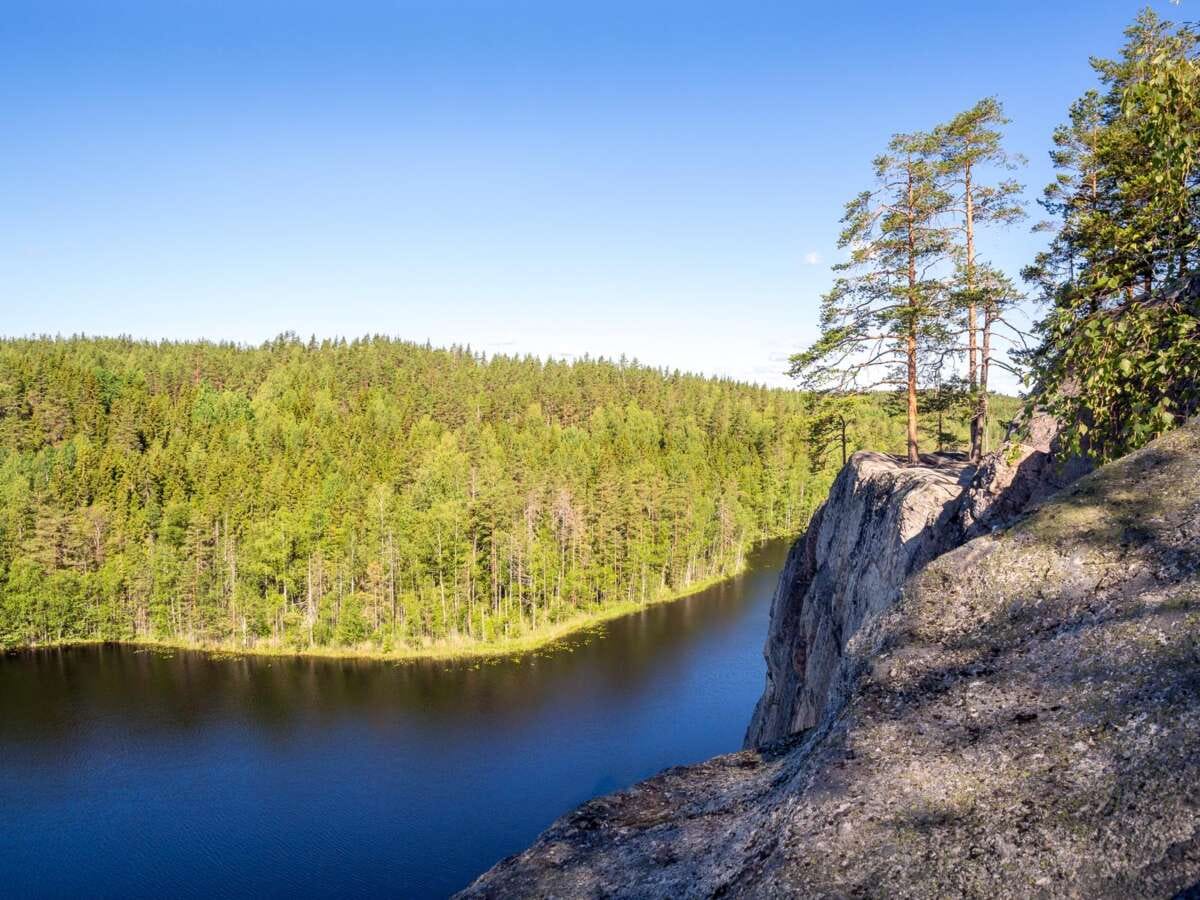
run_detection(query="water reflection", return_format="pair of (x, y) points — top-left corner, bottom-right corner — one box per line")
(0, 538), (790, 899)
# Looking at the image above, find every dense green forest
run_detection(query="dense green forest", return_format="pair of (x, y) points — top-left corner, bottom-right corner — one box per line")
(8, 9), (1192, 659)
(0, 337), (1012, 654)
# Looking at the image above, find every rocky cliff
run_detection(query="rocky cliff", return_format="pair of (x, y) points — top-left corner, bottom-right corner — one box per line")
(459, 422), (1199, 898)
(744, 452), (974, 747)
(746, 412), (1089, 748)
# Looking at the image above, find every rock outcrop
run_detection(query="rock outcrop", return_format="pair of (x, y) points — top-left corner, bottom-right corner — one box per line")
(459, 422), (1200, 898)
(747, 414), (1092, 748)
(744, 452), (974, 747)
(955, 410), (1093, 541)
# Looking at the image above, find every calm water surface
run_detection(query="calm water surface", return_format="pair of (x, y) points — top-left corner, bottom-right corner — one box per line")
(0, 538), (790, 898)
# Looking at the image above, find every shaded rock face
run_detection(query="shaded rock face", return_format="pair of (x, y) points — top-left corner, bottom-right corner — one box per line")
(746, 417), (1091, 749)
(744, 452), (974, 747)
(956, 410), (1093, 540)
(458, 422), (1200, 899)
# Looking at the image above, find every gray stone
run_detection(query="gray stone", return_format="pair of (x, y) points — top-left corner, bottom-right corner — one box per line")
(745, 451), (973, 747)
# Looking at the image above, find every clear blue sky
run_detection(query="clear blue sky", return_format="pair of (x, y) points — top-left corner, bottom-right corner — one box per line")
(0, 1), (1179, 388)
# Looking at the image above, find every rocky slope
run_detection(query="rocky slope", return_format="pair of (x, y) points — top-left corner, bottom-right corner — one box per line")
(459, 422), (1200, 898)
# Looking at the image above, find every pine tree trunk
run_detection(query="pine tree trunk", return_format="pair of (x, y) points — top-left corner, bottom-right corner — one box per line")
(966, 166), (982, 463)
(906, 330), (919, 464)
(979, 305), (994, 456)
(906, 170), (921, 465)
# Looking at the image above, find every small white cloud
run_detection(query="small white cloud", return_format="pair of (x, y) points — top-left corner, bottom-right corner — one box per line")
(803, 251), (822, 266)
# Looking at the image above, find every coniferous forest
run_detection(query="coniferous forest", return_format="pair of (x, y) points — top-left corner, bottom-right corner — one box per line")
(4, 8), (1194, 660)
(0, 336), (1013, 654)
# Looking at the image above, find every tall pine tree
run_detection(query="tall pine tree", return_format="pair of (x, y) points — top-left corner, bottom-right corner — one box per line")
(936, 98), (1026, 460)
(790, 130), (953, 463)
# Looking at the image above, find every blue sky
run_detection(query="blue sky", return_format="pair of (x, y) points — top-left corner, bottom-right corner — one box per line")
(0, 1), (1181, 388)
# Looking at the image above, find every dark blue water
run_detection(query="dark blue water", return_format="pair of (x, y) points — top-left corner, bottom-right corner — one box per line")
(0, 538), (790, 898)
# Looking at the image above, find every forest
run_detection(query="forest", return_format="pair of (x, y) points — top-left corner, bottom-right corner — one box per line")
(0, 337), (1011, 654)
(4, 8), (1196, 659)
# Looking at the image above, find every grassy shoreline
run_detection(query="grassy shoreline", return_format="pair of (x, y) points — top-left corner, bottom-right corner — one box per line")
(6, 555), (761, 665)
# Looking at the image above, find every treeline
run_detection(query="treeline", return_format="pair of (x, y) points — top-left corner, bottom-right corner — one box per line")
(0, 337), (1008, 652)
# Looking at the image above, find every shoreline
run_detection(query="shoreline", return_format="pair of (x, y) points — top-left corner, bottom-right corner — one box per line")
(5, 546), (774, 665)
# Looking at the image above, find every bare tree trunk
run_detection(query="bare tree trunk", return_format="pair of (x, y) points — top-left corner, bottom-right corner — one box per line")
(468, 533), (477, 638)
(906, 329), (919, 464)
(491, 528), (499, 617)
(965, 165), (984, 463)
(966, 167), (978, 387)
(436, 528), (447, 631)
(906, 171), (921, 465)
(306, 555), (315, 646)
(980, 304), (994, 456)
(388, 530), (396, 636)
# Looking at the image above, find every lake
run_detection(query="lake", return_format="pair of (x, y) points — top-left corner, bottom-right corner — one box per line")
(0, 537), (791, 898)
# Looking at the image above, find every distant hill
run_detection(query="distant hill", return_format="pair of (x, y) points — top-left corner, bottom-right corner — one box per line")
(0, 335), (1015, 657)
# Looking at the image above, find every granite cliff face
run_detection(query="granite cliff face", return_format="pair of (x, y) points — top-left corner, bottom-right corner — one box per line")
(459, 423), (1200, 898)
(746, 413), (1089, 748)
(744, 452), (974, 747)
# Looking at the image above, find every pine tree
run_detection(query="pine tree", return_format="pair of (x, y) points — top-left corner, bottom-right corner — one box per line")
(790, 130), (954, 463)
(804, 394), (855, 472)
(936, 98), (1026, 460)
